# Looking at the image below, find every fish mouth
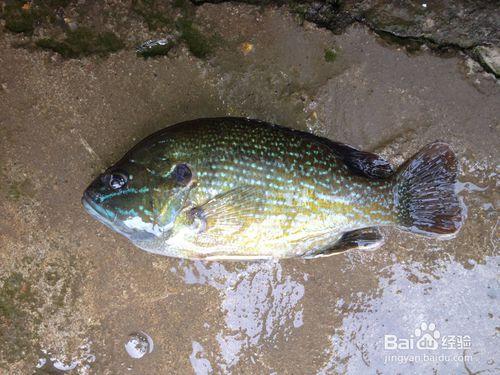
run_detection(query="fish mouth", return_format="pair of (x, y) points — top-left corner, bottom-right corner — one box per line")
(82, 192), (128, 235)
(82, 192), (111, 222)
(82, 192), (97, 216)
(82, 192), (157, 242)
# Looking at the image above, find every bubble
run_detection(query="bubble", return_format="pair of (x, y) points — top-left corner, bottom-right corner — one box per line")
(125, 331), (154, 359)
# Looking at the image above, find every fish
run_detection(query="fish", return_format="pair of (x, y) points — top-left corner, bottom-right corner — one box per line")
(82, 117), (464, 260)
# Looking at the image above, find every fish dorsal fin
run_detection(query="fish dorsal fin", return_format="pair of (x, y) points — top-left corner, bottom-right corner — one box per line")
(186, 185), (264, 236)
(325, 141), (394, 179)
(303, 227), (384, 258)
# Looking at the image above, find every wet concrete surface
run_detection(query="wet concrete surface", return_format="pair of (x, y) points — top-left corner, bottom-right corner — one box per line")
(0, 3), (498, 374)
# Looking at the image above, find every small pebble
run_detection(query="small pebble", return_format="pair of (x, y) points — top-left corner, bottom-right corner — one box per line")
(240, 42), (254, 55)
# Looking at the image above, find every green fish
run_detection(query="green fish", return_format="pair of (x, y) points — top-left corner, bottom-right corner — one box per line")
(82, 117), (464, 260)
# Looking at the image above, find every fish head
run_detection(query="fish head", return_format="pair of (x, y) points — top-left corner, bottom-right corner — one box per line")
(82, 151), (195, 246)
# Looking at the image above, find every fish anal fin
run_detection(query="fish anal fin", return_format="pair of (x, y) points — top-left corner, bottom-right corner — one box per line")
(303, 227), (384, 259)
(326, 141), (394, 179)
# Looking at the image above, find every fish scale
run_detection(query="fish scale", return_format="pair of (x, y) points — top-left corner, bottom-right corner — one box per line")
(131, 118), (396, 257)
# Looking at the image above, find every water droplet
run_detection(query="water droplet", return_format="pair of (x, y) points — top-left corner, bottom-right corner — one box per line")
(53, 359), (78, 371)
(125, 331), (154, 359)
(36, 358), (47, 368)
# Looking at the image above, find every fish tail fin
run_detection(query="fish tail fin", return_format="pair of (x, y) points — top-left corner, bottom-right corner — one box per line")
(393, 142), (464, 237)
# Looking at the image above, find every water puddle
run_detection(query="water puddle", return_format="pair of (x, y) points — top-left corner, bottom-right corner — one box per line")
(180, 261), (306, 373)
(36, 341), (95, 374)
(319, 256), (499, 374)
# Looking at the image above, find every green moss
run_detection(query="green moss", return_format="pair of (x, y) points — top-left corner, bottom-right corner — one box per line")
(65, 27), (98, 53)
(173, 0), (194, 16)
(1, 0), (73, 35)
(7, 184), (21, 201)
(324, 48), (337, 62)
(289, 2), (309, 24)
(36, 37), (64, 54)
(36, 28), (124, 58)
(176, 19), (212, 59)
(173, 0), (188, 10)
(3, 3), (35, 35)
(7, 178), (33, 201)
(95, 31), (125, 53)
(0, 273), (39, 362)
(132, 0), (171, 30)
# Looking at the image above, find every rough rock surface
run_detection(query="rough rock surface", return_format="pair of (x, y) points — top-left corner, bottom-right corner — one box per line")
(474, 45), (500, 77)
(192, 0), (500, 75)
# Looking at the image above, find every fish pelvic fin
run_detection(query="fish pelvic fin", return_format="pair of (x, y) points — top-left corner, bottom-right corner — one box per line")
(303, 227), (384, 259)
(393, 142), (464, 237)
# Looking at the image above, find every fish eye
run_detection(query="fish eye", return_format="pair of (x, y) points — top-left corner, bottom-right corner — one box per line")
(108, 172), (128, 190)
(173, 163), (192, 185)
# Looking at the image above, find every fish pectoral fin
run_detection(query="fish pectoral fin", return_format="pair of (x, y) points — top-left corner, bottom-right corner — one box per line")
(326, 141), (394, 179)
(302, 227), (384, 259)
(190, 185), (264, 234)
